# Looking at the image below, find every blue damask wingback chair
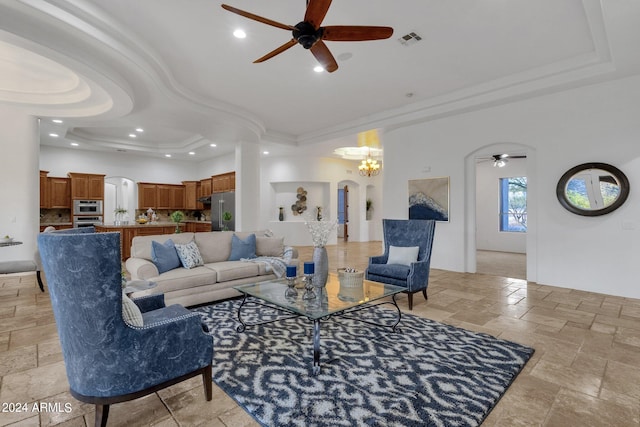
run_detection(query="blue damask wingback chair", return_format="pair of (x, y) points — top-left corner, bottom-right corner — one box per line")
(38, 231), (213, 427)
(365, 219), (436, 310)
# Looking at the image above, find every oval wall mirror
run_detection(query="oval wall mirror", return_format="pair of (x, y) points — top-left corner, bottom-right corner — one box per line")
(556, 163), (630, 216)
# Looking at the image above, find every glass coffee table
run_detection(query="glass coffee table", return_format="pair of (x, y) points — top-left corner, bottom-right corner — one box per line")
(234, 273), (405, 375)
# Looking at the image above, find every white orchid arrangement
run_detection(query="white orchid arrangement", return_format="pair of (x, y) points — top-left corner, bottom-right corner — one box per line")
(304, 212), (337, 247)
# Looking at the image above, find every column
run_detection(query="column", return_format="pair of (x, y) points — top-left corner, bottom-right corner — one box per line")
(234, 141), (260, 231)
(0, 105), (39, 261)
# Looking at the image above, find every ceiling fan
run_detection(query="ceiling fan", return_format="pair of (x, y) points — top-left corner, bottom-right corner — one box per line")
(477, 154), (527, 167)
(221, 0), (394, 72)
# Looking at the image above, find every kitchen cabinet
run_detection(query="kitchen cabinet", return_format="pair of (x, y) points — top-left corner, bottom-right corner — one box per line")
(39, 171), (71, 208)
(40, 171), (49, 208)
(68, 173), (105, 200)
(138, 183), (157, 209)
(96, 224), (182, 260)
(156, 184), (172, 209)
(138, 183), (185, 210)
(156, 184), (184, 209)
(183, 181), (198, 210)
(48, 177), (71, 208)
(184, 221), (211, 233)
(171, 185), (185, 209)
(212, 172), (235, 193)
(200, 178), (212, 198)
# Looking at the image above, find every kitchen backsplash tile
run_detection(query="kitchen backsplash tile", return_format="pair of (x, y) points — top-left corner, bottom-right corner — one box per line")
(40, 209), (71, 224)
(134, 209), (211, 222)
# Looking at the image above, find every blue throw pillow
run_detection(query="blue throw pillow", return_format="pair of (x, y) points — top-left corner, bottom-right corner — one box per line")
(229, 233), (257, 261)
(151, 239), (181, 274)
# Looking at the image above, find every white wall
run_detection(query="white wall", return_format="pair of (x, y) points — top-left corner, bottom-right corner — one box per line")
(40, 145), (196, 184)
(197, 151), (236, 178)
(475, 158), (527, 253)
(383, 73), (640, 299)
(0, 107), (39, 261)
(260, 155), (383, 245)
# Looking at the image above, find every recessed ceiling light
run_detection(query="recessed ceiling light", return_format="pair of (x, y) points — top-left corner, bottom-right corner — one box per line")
(263, 151), (269, 155)
(70, 142), (79, 146)
(210, 143), (217, 147)
(165, 154), (171, 158)
(313, 66), (324, 73)
(135, 128), (144, 132)
(49, 133), (59, 137)
(52, 119), (63, 124)
(188, 151), (195, 155)
(233, 29), (246, 39)
(129, 133), (137, 138)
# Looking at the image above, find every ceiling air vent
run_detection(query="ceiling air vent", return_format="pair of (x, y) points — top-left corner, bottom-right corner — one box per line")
(398, 31), (422, 47)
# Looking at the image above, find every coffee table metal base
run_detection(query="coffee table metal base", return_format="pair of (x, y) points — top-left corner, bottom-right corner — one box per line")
(235, 293), (402, 375)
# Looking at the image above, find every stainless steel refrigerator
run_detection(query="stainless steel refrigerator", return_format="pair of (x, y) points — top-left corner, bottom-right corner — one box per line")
(211, 191), (235, 231)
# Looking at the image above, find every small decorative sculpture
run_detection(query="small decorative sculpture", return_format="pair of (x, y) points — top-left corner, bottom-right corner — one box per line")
(292, 187), (308, 216)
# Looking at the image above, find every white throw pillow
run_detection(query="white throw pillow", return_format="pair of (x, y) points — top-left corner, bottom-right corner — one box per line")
(175, 240), (205, 269)
(122, 291), (143, 327)
(387, 245), (420, 267)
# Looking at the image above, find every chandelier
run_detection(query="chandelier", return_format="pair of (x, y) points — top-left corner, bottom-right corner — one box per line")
(357, 130), (381, 177)
(359, 155), (380, 176)
(333, 129), (383, 177)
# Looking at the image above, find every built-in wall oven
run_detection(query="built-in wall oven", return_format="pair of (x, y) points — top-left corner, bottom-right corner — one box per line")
(73, 216), (103, 228)
(73, 200), (103, 215)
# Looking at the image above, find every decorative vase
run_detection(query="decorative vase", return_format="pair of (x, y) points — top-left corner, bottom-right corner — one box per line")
(312, 246), (329, 289)
(279, 207), (284, 221)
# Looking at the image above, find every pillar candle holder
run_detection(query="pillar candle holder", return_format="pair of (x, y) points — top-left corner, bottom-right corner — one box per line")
(285, 265), (298, 298)
(302, 262), (316, 300)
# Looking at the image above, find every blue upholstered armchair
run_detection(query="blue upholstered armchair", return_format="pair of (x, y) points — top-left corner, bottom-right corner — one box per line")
(365, 219), (436, 310)
(38, 231), (213, 427)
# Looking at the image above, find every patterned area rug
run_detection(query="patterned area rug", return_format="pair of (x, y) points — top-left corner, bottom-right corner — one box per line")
(193, 299), (534, 427)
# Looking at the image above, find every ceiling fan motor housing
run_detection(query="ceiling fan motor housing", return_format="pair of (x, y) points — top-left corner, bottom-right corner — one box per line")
(293, 21), (322, 49)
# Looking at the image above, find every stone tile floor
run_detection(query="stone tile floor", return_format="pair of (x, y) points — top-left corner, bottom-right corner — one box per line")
(0, 242), (639, 426)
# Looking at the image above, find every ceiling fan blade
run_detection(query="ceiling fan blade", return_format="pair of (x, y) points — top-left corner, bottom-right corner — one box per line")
(310, 40), (338, 73)
(253, 39), (298, 63)
(304, 0), (332, 29)
(322, 26), (394, 41)
(221, 4), (295, 31)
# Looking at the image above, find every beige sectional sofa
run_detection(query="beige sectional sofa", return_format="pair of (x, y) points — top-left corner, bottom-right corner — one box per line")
(125, 230), (297, 307)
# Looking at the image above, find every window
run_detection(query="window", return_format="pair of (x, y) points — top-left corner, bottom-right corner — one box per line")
(499, 177), (527, 232)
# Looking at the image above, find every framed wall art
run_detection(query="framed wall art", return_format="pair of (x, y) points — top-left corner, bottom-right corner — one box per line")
(408, 177), (450, 221)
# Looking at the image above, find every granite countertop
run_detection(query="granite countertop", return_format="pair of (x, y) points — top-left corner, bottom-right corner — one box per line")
(40, 222), (73, 226)
(96, 220), (209, 229)
(97, 222), (176, 228)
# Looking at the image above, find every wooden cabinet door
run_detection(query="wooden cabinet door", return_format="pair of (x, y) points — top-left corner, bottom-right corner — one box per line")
(49, 177), (71, 208)
(40, 171), (49, 208)
(212, 174), (227, 193)
(194, 222), (211, 232)
(171, 185), (185, 209)
(68, 173), (104, 200)
(70, 175), (88, 199)
(200, 178), (212, 197)
(138, 183), (157, 209)
(88, 175), (104, 199)
(183, 181), (198, 210)
(212, 172), (235, 193)
(156, 185), (172, 209)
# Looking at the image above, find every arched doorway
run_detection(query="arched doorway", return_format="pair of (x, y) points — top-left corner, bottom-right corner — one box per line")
(337, 180), (361, 242)
(464, 144), (537, 282)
